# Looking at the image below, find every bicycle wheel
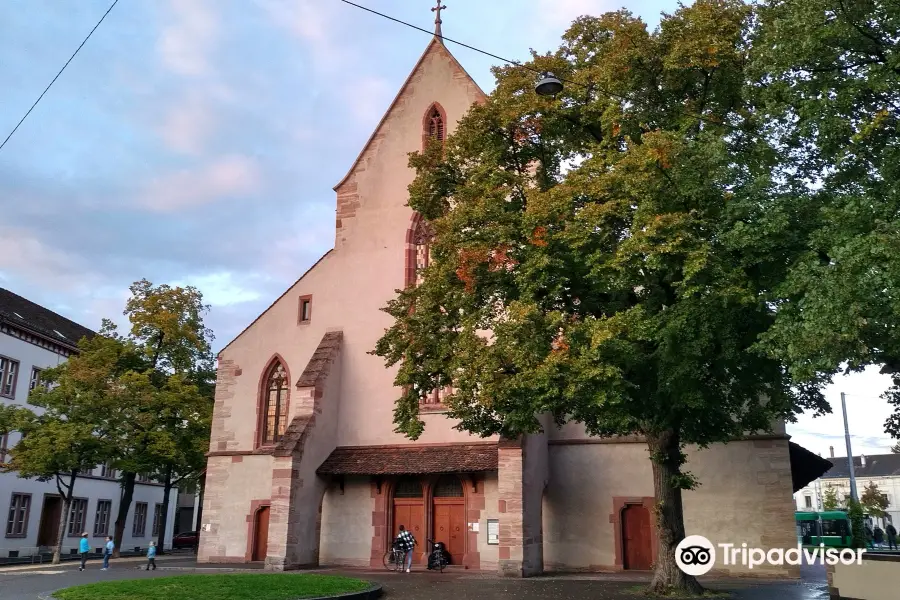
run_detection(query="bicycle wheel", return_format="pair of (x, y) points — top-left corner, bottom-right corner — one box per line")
(383, 550), (398, 570)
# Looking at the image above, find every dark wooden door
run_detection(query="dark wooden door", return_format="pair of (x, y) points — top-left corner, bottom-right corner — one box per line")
(622, 505), (652, 570)
(393, 500), (425, 563)
(433, 500), (465, 563)
(37, 496), (62, 547)
(253, 506), (270, 561)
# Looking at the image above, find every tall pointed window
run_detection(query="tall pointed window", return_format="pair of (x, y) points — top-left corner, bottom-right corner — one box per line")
(427, 106), (444, 142)
(262, 361), (289, 445)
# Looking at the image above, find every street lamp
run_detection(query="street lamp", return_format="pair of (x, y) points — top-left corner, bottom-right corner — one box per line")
(535, 72), (563, 96)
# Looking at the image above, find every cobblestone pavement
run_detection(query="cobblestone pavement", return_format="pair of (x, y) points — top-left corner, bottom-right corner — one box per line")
(0, 559), (828, 600)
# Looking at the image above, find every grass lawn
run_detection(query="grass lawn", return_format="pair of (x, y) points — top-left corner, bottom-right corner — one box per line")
(52, 573), (371, 600)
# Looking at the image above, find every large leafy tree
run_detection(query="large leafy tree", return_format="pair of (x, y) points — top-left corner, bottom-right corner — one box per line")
(861, 481), (890, 519)
(374, 1), (827, 593)
(1, 334), (135, 564)
(749, 1), (900, 432)
(108, 280), (214, 556)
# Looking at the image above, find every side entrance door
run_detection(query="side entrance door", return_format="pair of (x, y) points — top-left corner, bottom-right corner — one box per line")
(392, 501), (426, 563)
(252, 506), (270, 561)
(622, 504), (653, 570)
(37, 495), (62, 547)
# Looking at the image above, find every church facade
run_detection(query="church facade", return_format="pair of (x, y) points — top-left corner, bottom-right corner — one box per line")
(197, 28), (818, 578)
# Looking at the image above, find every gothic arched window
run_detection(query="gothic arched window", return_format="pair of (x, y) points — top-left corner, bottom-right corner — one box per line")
(406, 213), (434, 289)
(428, 107), (444, 141)
(422, 103), (447, 151)
(261, 361), (289, 445)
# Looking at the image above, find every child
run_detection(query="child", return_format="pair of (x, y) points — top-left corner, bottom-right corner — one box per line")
(146, 541), (157, 570)
(102, 536), (114, 570)
(78, 532), (90, 571)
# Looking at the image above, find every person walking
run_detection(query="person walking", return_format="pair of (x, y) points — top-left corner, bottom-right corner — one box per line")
(865, 524), (875, 550)
(146, 541), (157, 570)
(396, 525), (417, 573)
(78, 533), (91, 571)
(102, 536), (114, 570)
(886, 522), (897, 551)
(874, 525), (884, 549)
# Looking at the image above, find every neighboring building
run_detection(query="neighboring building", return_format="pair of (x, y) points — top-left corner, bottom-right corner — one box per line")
(198, 12), (829, 577)
(795, 447), (900, 527)
(0, 287), (177, 558)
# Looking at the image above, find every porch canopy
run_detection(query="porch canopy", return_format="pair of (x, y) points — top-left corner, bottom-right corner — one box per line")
(317, 443), (498, 476)
(789, 441), (833, 492)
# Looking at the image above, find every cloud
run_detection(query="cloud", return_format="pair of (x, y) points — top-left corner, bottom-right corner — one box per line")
(157, 0), (220, 77)
(139, 155), (262, 212)
(255, 0), (347, 72)
(157, 90), (217, 154)
(0, 227), (93, 292)
(348, 76), (393, 124)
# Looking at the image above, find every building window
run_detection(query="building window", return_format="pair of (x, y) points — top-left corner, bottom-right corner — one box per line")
(433, 475), (464, 498)
(804, 496), (812, 508)
(394, 478), (423, 499)
(100, 463), (116, 479)
(133, 502), (148, 536)
(261, 361), (289, 445)
(152, 503), (163, 537)
(0, 356), (19, 398)
(28, 367), (43, 392)
(298, 295), (312, 324)
(137, 474), (150, 483)
(426, 104), (445, 142)
(5, 493), (31, 538)
(93, 500), (111, 537)
(0, 433), (8, 464)
(407, 215), (434, 289)
(67, 498), (88, 536)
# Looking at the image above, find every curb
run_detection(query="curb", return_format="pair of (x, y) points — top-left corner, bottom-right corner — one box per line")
(38, 581), (383, 600)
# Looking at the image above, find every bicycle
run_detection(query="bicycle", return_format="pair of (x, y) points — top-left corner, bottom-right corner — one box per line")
(383, 544), (406, 571)
(426, 538), (448, 573)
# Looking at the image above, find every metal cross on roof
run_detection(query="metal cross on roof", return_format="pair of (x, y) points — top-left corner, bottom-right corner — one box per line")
(432, 1), (447, 37)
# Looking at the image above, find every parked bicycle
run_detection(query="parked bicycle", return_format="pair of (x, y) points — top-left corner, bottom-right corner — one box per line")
(382, 542), (405, 571)
(426, 538), (448, 572)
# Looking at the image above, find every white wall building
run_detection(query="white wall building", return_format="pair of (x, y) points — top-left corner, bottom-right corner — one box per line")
(0, 287), (177, 559)
(794, 446), (900, 527)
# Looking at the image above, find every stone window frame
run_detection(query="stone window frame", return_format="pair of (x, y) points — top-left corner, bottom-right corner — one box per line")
(609, 496), (658, 571)
(298, 295), (312, 325)
(67, 497), (89, 537)
(93, 499), (112, 537)
(422, 102), (447, 150)
(132, 501), (148, 537)
(255, 355), (291, 449)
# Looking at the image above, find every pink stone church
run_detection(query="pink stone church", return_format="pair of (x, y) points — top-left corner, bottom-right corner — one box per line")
(198, 15), (829, 577)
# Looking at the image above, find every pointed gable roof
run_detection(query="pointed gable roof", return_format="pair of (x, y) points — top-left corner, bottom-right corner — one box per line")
(333, 36), (487, 191)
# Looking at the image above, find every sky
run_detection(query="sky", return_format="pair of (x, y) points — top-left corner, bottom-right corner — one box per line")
(0, 0), (895, 456)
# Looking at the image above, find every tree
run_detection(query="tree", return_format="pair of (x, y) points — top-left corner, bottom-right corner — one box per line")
(861, 481), (890, 519)
(373, 2), (828, 594)
(749, 2), (900, 434)
(847, 499), (867, 549)
(1, 334), (133, 563)
(891, 442), (900, 454)
(108, 280), (214, 557)
(823, 486), (840, 510)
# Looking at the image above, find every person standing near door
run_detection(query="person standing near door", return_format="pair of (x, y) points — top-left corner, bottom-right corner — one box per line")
(78, 533), (90, 571)
(396, 525), (416, 573)
(102, 536), (114, 570)
(886, 522), (897, 550)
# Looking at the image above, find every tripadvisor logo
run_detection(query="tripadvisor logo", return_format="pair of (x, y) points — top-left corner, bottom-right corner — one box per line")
(675, 535), (865, 576)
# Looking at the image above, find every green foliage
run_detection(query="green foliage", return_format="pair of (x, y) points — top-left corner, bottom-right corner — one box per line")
(847, 499), (867, 549)
(822, 486), (840, 511)
(892, 442), (900, 454)
(861, 481), (890, 518)
(748, 1), (900, 432)
(373, 1), (831, 593)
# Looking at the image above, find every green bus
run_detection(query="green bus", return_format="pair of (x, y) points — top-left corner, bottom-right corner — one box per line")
(795, 511), (853, 548)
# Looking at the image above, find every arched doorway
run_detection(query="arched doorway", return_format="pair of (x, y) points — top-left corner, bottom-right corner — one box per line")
(393, 478), (426, 564)
(622, 504), (652, 570)
(252, 505), (270, 561)
(432, 475), (465, 564)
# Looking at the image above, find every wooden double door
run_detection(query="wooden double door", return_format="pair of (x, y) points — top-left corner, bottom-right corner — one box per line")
(391, 475), (465, 565)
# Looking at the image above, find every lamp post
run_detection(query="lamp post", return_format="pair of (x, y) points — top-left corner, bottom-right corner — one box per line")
(841, 391), (859, 502)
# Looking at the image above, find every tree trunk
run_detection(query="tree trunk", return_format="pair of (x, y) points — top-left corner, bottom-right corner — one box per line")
(647, 429), (704, 596)
(194, 470), (205, 531)
(112, 471), (136, 558)
(157, 465), (173, 555)
(52, 470), (77, 565)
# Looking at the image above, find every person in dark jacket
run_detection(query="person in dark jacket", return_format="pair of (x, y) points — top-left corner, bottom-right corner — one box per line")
(886, 522), (898, 550)
(395, 525), (416, 573)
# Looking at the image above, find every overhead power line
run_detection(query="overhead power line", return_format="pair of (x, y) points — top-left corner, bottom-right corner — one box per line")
(0, 0), (120, 153)
(336, 0), (731, 131)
